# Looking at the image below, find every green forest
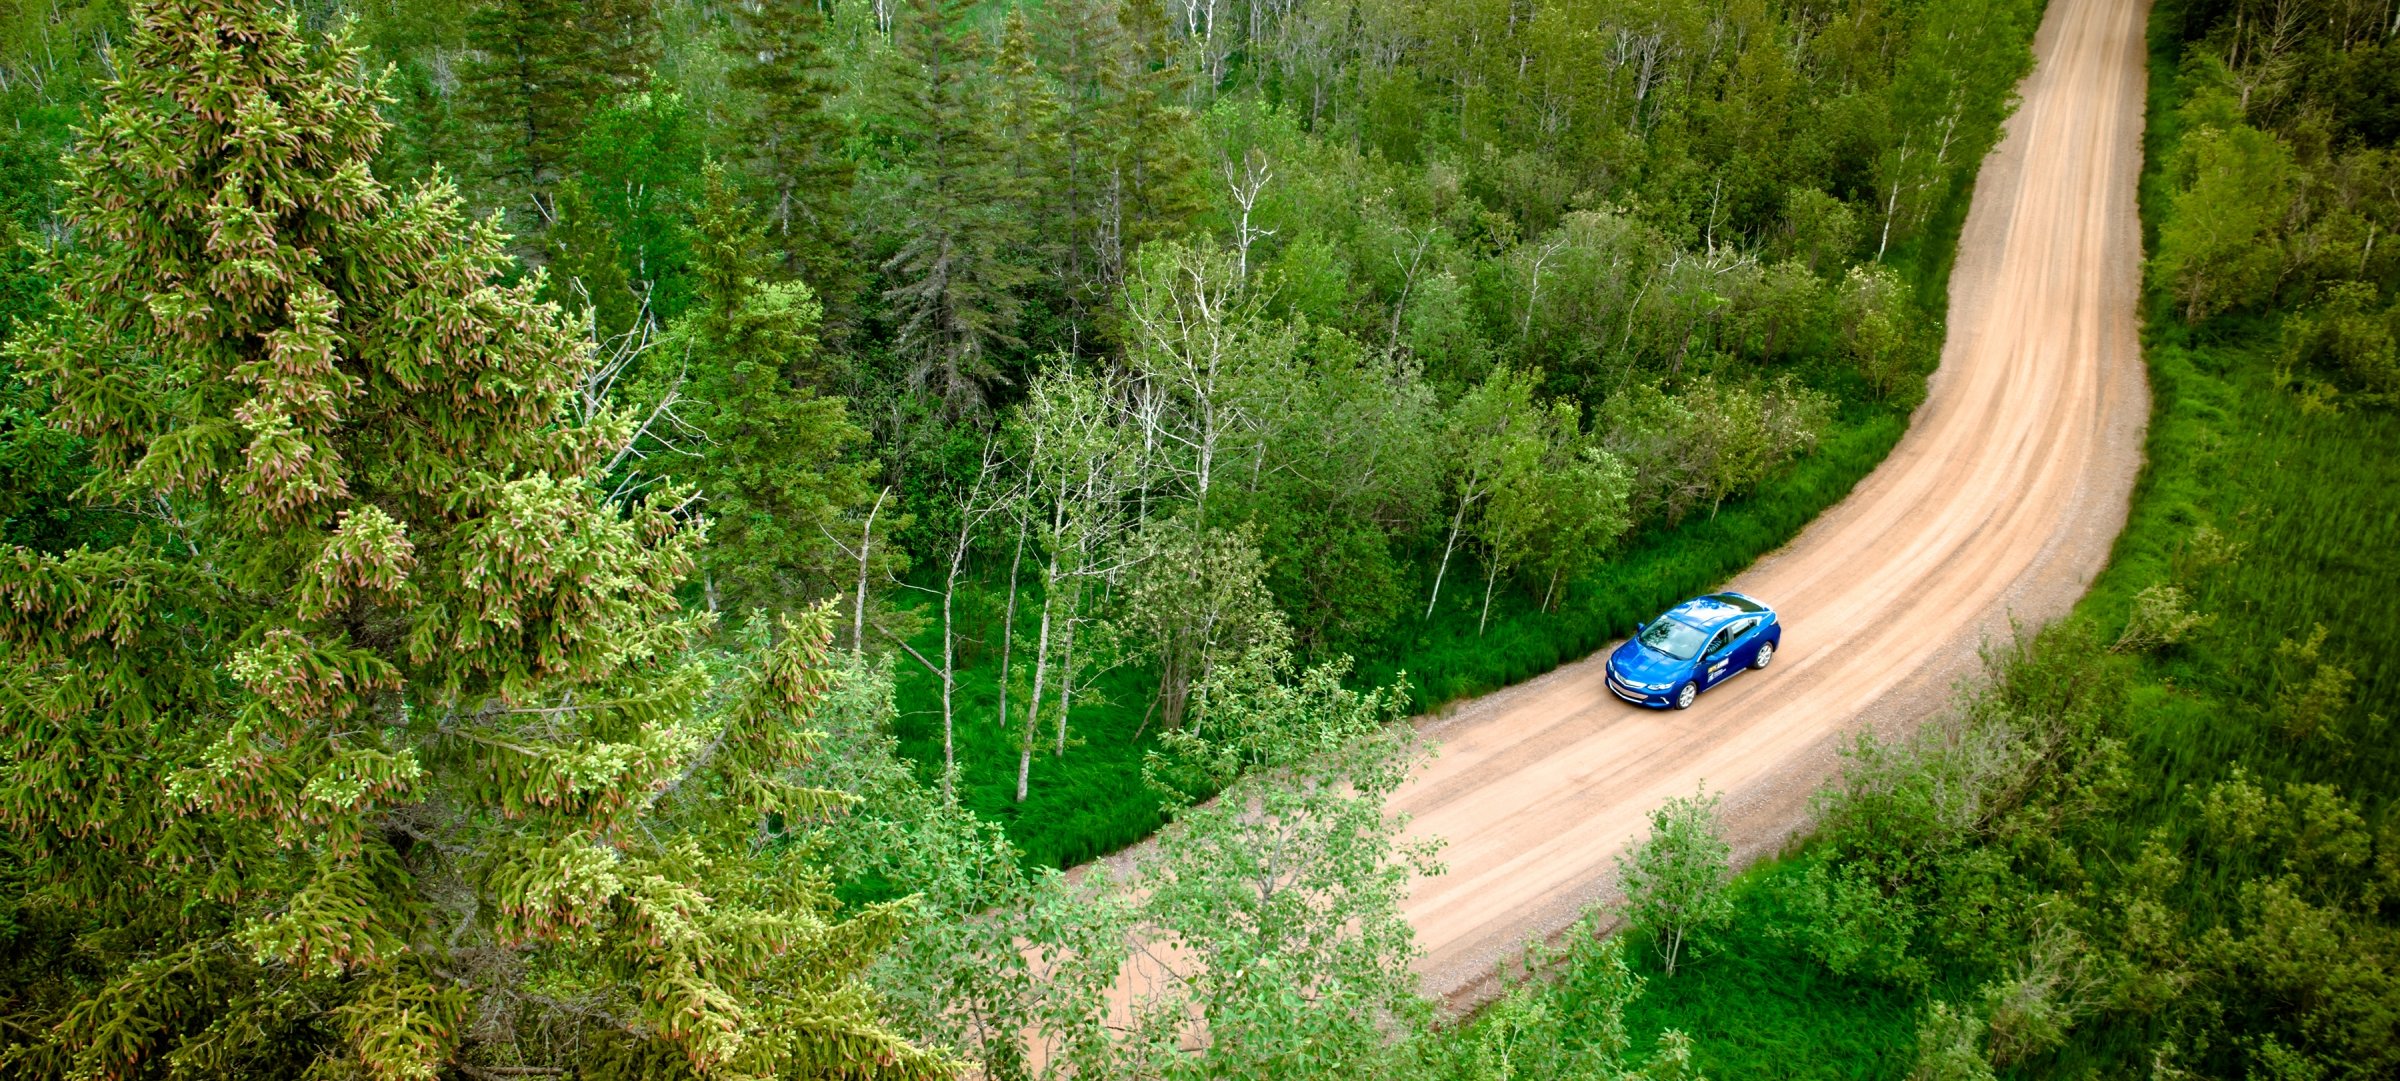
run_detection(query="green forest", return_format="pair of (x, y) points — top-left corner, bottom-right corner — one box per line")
(0, 0), (2394, 1078)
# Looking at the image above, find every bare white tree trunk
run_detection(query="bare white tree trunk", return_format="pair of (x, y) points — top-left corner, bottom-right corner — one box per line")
(1016, 550), (1061, 804)
(852, 487), (889, 653)
(1053, 597), (1080, 757)
(996, 519), (1027, 730)
(1221, 146), (1275, 282)
(1426, 491), (1470, 619)
(1479, 552), (1502, 636)
(936, 439), (1010, 798)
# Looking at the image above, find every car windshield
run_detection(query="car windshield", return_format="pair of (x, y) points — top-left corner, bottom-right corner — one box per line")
(1638, 617), (1710, 660)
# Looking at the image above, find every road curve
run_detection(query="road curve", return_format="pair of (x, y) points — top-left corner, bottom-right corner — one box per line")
(1396, 0), (2153, 1006)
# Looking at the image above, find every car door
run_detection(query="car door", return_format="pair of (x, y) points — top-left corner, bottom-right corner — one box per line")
(1728, 616), (1765, 668)
(1699, 627), (1739, 687)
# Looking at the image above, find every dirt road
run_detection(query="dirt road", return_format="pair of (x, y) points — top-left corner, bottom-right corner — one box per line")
(1396, 0), (2154, 1007)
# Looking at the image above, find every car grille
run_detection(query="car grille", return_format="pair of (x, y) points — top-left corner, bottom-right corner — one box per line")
(1606, 672), (1650, 703)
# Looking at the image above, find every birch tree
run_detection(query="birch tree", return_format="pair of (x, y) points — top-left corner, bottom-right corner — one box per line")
(1010, 364), (1144, 802)
(1426, 365), (1548, 620)
(1122, 239), (1294, 521)
(922, 433), (1017, 794)
(1132, 657), (1436, 1080)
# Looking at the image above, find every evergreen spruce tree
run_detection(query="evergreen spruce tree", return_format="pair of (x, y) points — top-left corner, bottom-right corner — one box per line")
(1105, 0), (1203, 282)
(881, 0), (1037, 414)
(543, 178), (643, 341)
(1036, 0), (1199, 315)
(722, 0), (855, 295)
(457, 0), (658, 225)
(992, 7), (1065, 302)
(0, 4), (946, 1078)
(676, 163), (875, 614)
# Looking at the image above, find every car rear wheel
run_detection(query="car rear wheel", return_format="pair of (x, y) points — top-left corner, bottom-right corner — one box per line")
(1752, 641), (1775, 670)
(1672, 682), (1697, 710)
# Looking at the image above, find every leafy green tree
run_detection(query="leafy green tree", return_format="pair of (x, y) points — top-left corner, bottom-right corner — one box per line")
(1782, 187), (1861, 276)
(1514, 443), (1637, 615)
(1837, 263), (1933, 401)
(1133, 668), (1436, 1081)
(2153, 120), (2298, 322)
(1426, 365), (1550, 620)
(1115, 515), (1291, 734)
(2284, 279), (2400, 404)
(1616, 787), (1735, 977)
(674, 164), (874, 616)
(0, 5), (941, 1076)
(567, 90), (708, 319)
(1468, 394), (1582, 633)
(1121, 239), (1295, 519)
(1906, 1002), (1997, 1081)
(1871, 0), (2036, 258)
(1601, 376), (1832, 523)
(542, 177), (642, 341)
(1008, 364), (1143, 801)
(1402, 916), (1706, 1081)
(1245, 332), (1443, 656)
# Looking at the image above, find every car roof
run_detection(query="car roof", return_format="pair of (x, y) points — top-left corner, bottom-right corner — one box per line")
(1666, 593), (1771, 629)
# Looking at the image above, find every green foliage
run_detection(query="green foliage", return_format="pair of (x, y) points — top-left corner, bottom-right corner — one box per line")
(457, 0), (658, 221)
(0, 4), (941, 1075)
(1601, 375), (1836, 524)
(1113, 514), (1290, 735)
(827, 645), (1437, 1081)
(1617, 789), (1736, 978)
(2280, 279), (2400, 405)
(1836, 264), (1937, 404)
(1130, 716), (1438, 1080)
(1904, 1002), (1994, 1081)
(569, 90), (709, 318)
(672, 163), (875, 615)
(877, 0), (1039, 413)
(2152, 116), (2297, 322)
(1398, 913), (1733, 1081)
(721, 0), (854, 289)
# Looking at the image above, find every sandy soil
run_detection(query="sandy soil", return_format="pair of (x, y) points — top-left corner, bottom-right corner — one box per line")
(1398, 0), (2155, 1008)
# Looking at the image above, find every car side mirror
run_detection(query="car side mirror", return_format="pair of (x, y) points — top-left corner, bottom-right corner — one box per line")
(1634, 621), (1646, 635)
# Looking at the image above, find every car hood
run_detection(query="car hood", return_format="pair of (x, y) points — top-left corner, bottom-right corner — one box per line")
(1610, 640), (1692, 686)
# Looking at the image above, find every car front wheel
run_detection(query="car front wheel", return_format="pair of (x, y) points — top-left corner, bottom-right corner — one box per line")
(1752, 641), (1776, 670)
(1672, 681), (1698, 710)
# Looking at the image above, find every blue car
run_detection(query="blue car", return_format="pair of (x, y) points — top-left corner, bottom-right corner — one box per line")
(1605, 593), (1782, 710)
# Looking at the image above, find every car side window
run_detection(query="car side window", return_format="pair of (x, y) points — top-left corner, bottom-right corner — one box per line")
(1707, 629), (1733, 657)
